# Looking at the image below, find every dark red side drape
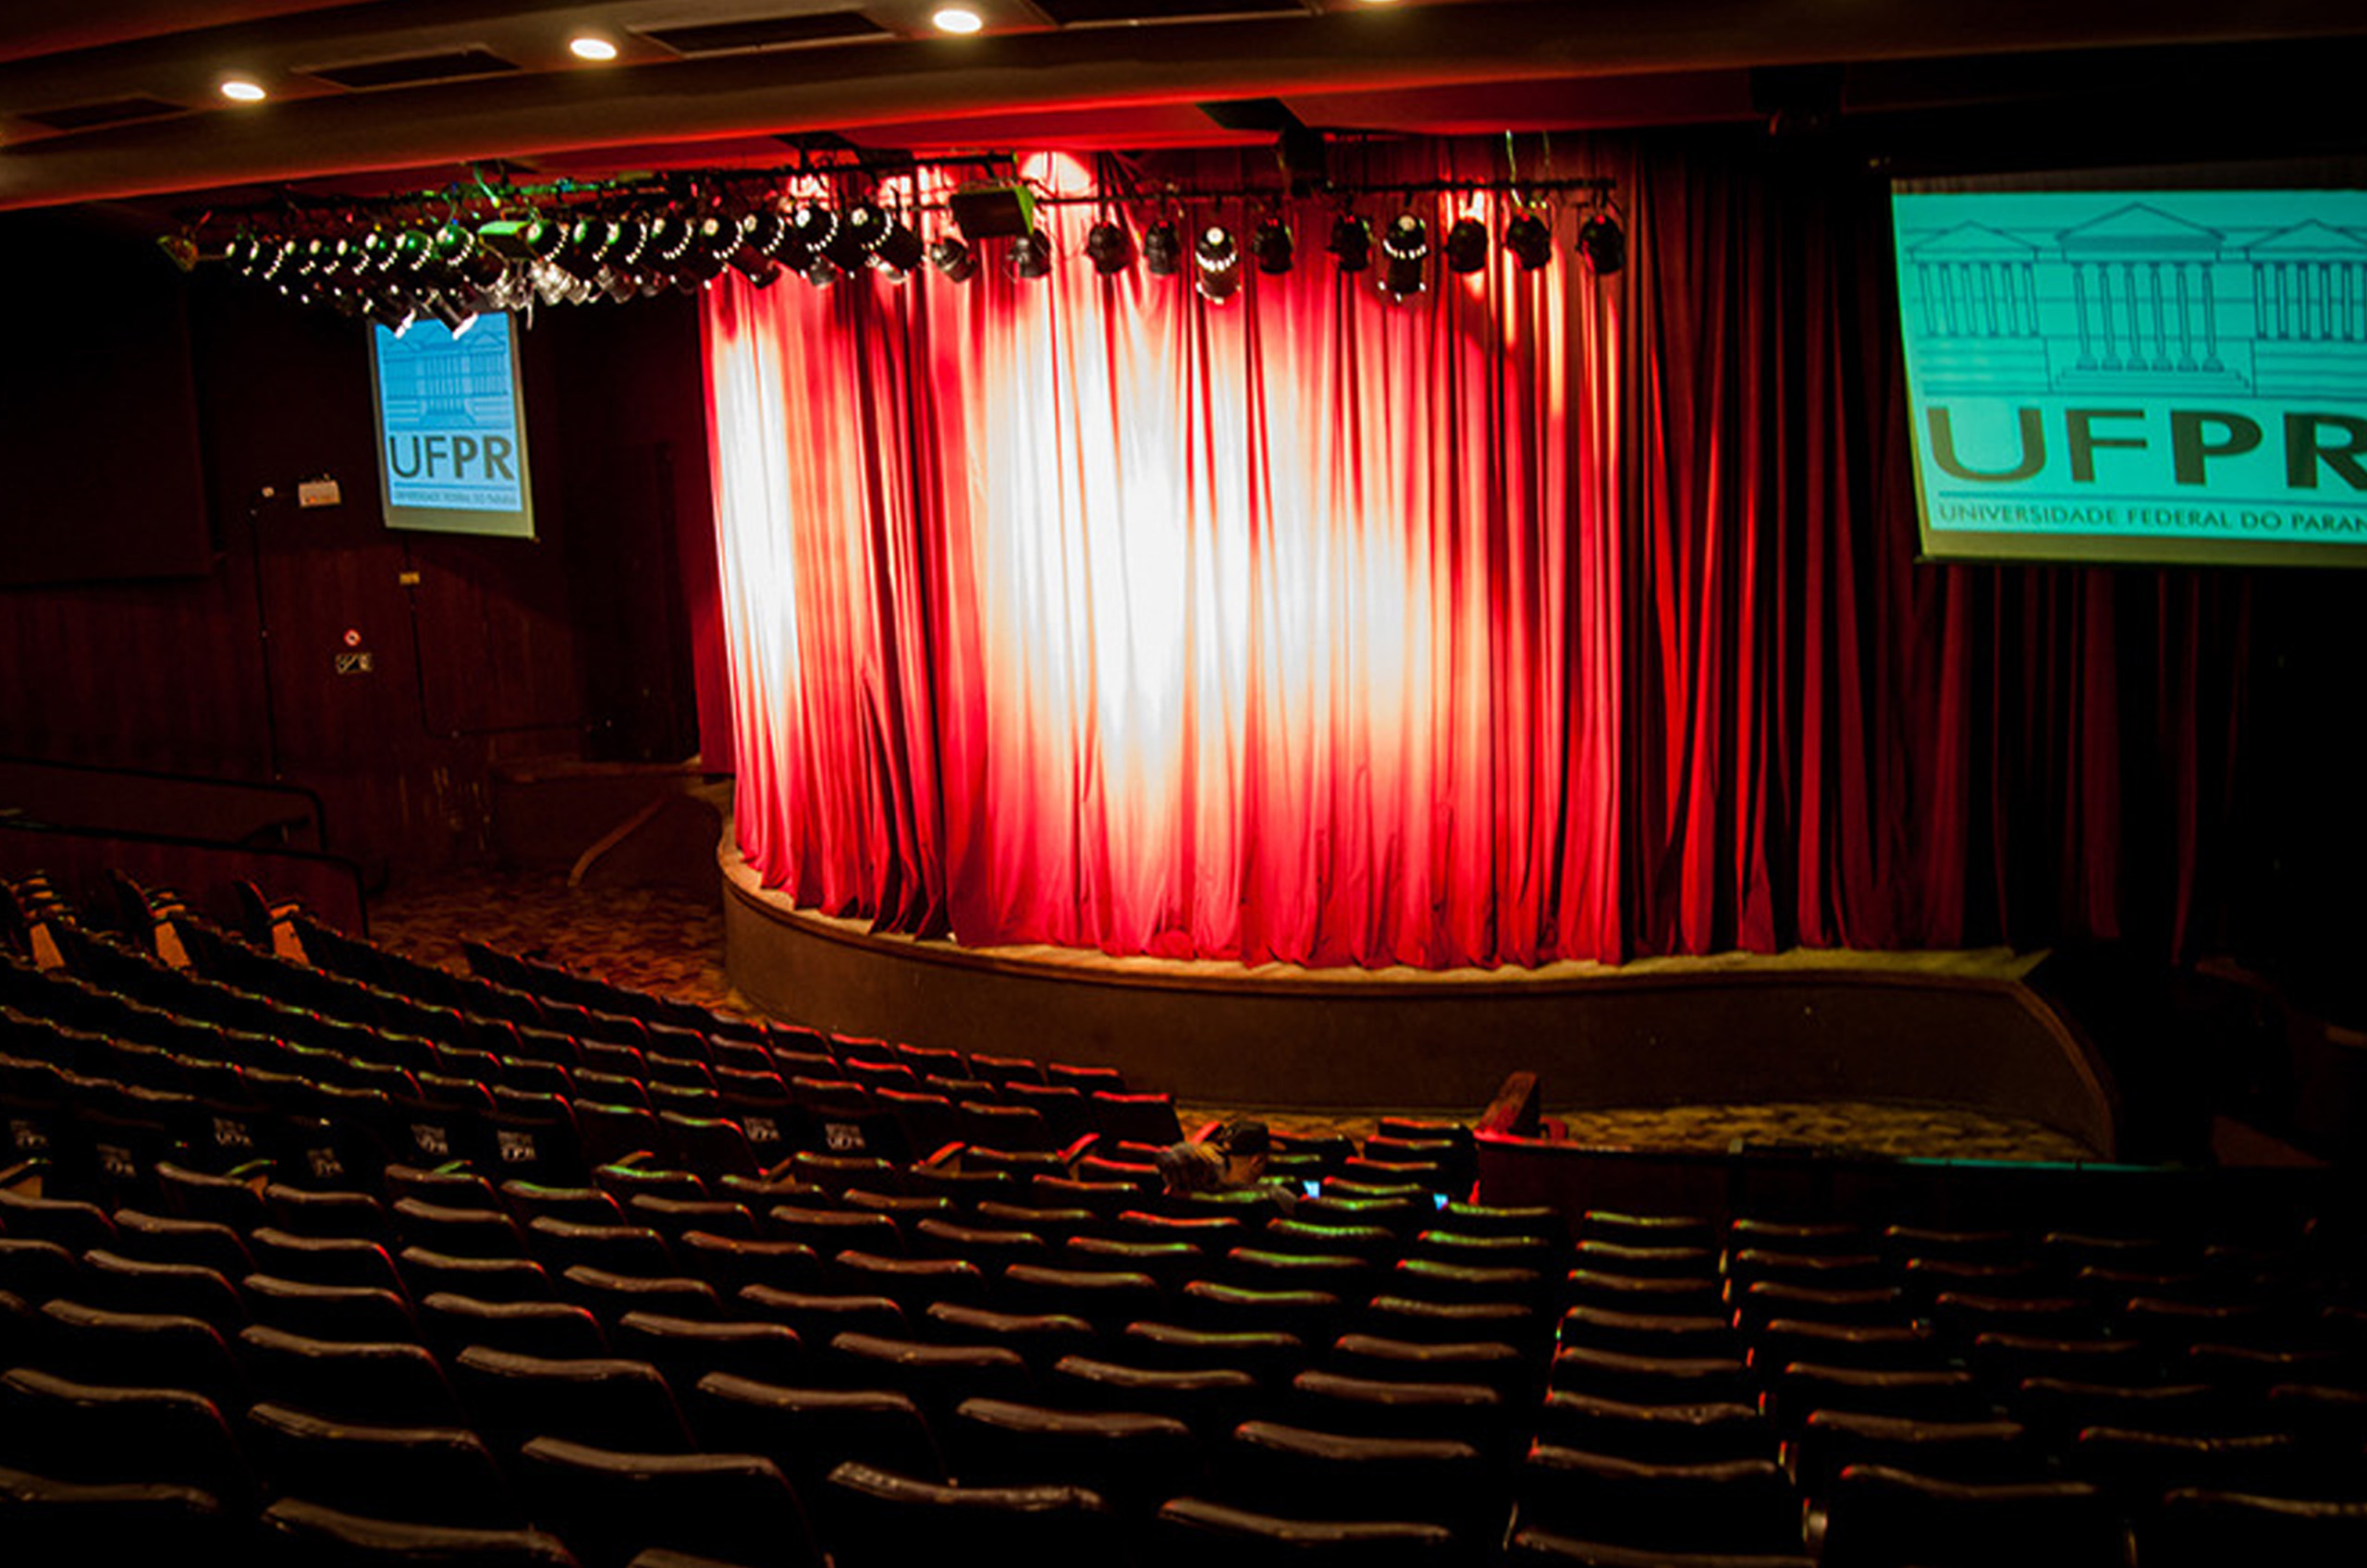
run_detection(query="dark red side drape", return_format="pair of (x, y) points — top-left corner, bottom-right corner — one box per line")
(702, 133), (2247, 969)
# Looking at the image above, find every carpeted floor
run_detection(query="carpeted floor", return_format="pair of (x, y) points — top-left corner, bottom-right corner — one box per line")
(367, 867), (2097, 1161)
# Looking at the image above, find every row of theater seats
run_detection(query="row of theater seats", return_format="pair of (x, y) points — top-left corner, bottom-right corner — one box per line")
(6, 877), (2367, 1562)
(6, 1138), (2367, 1565)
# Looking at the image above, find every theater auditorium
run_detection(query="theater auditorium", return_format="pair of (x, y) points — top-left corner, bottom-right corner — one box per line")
(3, 3), (2366, 1563)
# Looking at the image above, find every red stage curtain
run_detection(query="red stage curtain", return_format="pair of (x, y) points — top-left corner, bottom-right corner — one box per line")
(703, 136), (2245, 967)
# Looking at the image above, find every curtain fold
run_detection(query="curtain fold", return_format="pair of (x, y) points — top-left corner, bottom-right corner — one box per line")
(702, 133), (2246, 969)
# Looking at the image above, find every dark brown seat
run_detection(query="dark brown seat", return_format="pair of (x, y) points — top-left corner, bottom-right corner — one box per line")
(259, 1496), (583, 1566)
(1818, 1464), (2128, 1568)
(1789, 1410), (2041, 1496)
(0, 1366), (255, 1510)
(612, 1310), (804, 1389)
(1220, 1420), (1491, 1537)
(1047, 1354), (1263, 1439)
(947, 1396), (1201, 1513)
(688, 1373), (946, 1500)
(517, 1436), (822, 1568)
(2136, 1488), (2367, 1568)
(1549, 1343), (1753, 1407)
(420, 1292), (612, 1359)
(1150, 1495), (1460, 1567)
(238, 1323), (468, 1425)
(822, 1462), (1119, 1568)
(1534, 1389), (1773, 1465)
(1289, 1367), (1506, 1449)
(451, 1346), (696, 1454)
(36, 1298), (247, 1411)
(0, 1463), (236, 1568)
(1515, 1445), (1805, 1555)
(243, 1401), (526, 1527)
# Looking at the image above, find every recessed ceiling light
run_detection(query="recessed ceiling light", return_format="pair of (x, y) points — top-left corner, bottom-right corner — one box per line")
(569, 35), (619, 62)
(932, 6), (984, 33)
(220, 78), (267, 103)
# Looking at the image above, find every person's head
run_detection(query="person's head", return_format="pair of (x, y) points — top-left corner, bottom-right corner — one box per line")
(1212, 1119), (1270, 1183)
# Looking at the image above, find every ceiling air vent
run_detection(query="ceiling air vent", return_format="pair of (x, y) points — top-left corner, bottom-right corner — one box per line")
(643, 13), (891, 56)
(307, 49), (521, 91)
(1033, 0), (1304, 25)
(18, 96), (186, 132)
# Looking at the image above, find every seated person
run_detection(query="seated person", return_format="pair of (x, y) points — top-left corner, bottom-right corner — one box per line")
(1154, 1118), (1296, 1207)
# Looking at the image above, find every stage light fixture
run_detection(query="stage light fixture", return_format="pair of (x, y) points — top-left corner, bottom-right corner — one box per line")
(698, 213), (746, 260)
(829, 202), (888, 269)
(1142, 221), (1182, 276)
(729, 251), (782, 288)
(781, 203), (837, 271)
(1252, 217), (1294, 275)
(645, 214), (695, 266)
(1195, 224), (1241, 302)
(932, 6), (984, 33)
(1576, 207), (1625, 276)
(220, 78), (266, 104)
(391, 228), (435, 274)
(927, 235), (977, 282)
(569, 35), (619, 62)
(1085, 220), (1134, 276)
(1444, 215), (1488, 275)
(877, 216), (926, 277)
(1380, 213), (1428, 300)
(1503, 210), (1552, 270)
(1327, 214), (1371, 273)
(1009, 229), (1053, 280)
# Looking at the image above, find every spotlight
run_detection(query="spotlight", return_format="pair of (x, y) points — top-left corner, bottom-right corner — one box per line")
(569, 35), (619, 62)
(433, 221), (476, 264)
(390, 228), (436, 275)
(1576, 207), (1625, 276)
(873, 215), (926, 277)
(1142, 221), (1182, 276)
(1444, 215), (1488, 275)
(729, 251), (782, 288)
(1195, 224), (1241, 303)
(645, 214), (696, 266)
(219, 78), (267, 104)
(928, 235), (977, 283)
(829, 202), (889, 270)
(1085, 220), (1133, 276)
(1502, 211), (1552, 270)
(1009, 230), (1053, 280)
(1326, 214), (1371, 273)
(1380, 213), (1427, 300)
(478, 217), (561, 261)
(781, 203), (837, 270)
(1252, 217), (1293, 275)
(932, 6), (984, 33)
(698, 213), (746, 260)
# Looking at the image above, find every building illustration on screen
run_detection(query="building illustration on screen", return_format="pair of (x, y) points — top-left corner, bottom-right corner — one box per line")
(372, 312), (529, 522)
(1899, 201), (2367, 400)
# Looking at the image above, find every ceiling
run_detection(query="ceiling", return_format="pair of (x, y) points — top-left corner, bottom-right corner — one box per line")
(6, 0), (2367, 217)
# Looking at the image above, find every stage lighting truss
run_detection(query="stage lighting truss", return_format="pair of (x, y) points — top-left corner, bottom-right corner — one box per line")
(1195, 223), (1242, 302)
(202, 165), (1617, 326)
(1380, 213), (1428, 300)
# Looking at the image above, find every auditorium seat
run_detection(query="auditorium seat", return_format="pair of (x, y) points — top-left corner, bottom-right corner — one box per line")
(1816, 1464), (2128, 1568)
(1122, 1320), (1309, 1388)
(0, 1236), (82, 1302)
(823, 1461), (1120, 1568)
(80, 1248), (249, 1333)
(1178, 1279), (1343, 1343)
(516, 1436), (822, 1568)
(689, 1374), (947, 1502)
(399, 1247), (558, 1304)
(243, 1401), (527, 1527)
(1502, 1531), (1812, 1567)
(36, 1297), (248, 1411)
(558, 1265), (723, 1325)
(249, 1227), (411, 1296)
(1548, 1343), (1753, 1408)
(2134, 1488), (2367, 1568)
(451, 1346), (696, 1454)
(239, 1324), (467, 1425)
(243, 1273), (422, 1343)
(258, 1496), (584, 1566)
(1786, 1411), (2041, 1496)
(1148, 1495), (1460, 1568)
(1532, 1390), (1775, 1465)
(0, 1366), (256, 1509)
(421, 1292), (613, 1360)
(946, 1396), (1201, 1513)
(108, 1207), (253, 1277)
(1048, 1354), (1263, 1438)
(1217, 1419), (1491, 1538)
(611, 1311), (804, 1388)
(0, 1464), (238, 1568)
(1515, 1445), (1805, 1555)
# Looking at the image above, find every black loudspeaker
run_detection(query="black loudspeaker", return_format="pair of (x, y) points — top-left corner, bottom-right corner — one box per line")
(948, 183), (1036, 239)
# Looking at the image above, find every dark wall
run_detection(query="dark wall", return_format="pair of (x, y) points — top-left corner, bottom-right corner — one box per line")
(0, 218), (713, 887)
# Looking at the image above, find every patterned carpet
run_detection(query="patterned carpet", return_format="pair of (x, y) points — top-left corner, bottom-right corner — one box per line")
(367, 867), (2096, 1161)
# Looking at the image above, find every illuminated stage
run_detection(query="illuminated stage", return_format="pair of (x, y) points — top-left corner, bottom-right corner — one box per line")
(721, 834), (2118, 1158)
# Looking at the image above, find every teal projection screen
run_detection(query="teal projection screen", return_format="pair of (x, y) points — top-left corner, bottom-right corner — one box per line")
(369, 312), (535, 538)
(1891, 180), (2367, 567)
